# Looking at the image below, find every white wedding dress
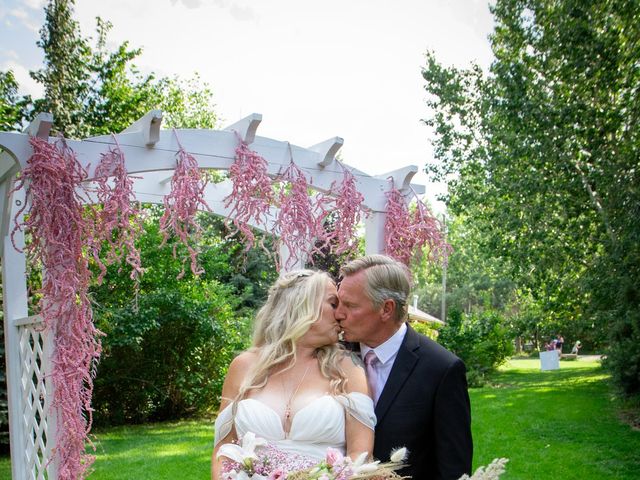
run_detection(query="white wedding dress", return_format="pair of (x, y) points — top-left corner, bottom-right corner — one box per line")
(214, 392), (376, 461)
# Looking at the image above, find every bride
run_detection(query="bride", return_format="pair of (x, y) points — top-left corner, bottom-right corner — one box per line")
(211, 270), (375, 479)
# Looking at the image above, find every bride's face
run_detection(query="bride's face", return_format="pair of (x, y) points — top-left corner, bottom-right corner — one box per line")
(301, 281), (340, 348)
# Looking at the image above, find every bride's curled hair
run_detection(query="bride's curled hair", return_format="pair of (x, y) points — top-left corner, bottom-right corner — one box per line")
(236, 269), (348, 400)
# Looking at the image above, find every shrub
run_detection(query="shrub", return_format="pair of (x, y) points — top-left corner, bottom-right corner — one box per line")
(438, 309), (514, 386)
(89, 210), (276, 425)
(92, 282), (249, 425)
(410, 320), (441, 340)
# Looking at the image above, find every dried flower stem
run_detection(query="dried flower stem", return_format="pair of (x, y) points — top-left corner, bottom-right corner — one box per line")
(11, 136), (102, 480)
(384, 179), (449, 265)
(274, 156), (330, 271)
(330, 163), (366, 258)
(90, 135), (144, 283)
(223, 135), (274, 250)
(159, 130), (211, 278)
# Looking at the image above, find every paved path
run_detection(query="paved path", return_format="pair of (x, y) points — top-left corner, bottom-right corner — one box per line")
(576, 354), (603, 361)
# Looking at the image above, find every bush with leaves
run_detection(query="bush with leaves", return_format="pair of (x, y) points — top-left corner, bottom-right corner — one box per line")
(92, 283), (248, 425)
(409, 320), (441, 341)
(438, 309), (514, 387)
(90, 208), (276, 425)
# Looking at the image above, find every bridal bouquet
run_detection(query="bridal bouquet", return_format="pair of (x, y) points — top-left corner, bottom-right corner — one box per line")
(217, 432), (409, 479)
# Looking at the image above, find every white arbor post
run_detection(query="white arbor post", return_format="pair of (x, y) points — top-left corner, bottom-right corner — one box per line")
(0, 110), (426, 479)
(2, 114), (59, 479)
(3, 186), (30, 480)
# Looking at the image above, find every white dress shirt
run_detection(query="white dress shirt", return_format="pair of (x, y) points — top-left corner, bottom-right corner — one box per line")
(360, 322), (407, 404)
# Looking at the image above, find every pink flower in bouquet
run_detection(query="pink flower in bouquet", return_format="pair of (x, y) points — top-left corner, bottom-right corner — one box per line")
(325, 448), (344, 467)
(267, 467), (286, 480)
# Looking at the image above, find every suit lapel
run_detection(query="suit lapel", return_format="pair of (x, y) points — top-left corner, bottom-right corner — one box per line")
(375, 324), (420, 422)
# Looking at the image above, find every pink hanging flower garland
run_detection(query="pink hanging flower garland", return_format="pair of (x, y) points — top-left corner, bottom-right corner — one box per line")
(330, 163), (366, 258)
(384, 181), (414, 265)
(11, 136), (102, 480)
(384, 179), (449, 265)
(409, 186), (451, 263)
(223, 134), (274, 250)
(274, 156), (331, 271)
(90, 135), (145, 283)
(159, 130), (211, 278)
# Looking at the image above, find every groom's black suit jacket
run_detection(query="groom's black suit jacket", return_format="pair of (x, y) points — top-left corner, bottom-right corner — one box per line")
(371, 324), (473, 480)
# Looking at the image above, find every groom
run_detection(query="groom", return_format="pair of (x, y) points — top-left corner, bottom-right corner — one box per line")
(335, 255), (473, 480)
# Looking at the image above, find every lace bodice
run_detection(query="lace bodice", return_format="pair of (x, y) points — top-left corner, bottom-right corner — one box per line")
(214, 392), (375, 460)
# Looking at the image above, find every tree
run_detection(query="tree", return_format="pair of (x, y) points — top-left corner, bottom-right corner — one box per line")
(0, 71), (31, 131)
(422, 0), (640, 395)
(29, 1), (218, 138)
(30, 0), (92, 137)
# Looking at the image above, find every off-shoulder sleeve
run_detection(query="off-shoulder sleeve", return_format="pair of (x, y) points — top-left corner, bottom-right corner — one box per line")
(336, 392), (376, 430)
(213, 402), (234, 447)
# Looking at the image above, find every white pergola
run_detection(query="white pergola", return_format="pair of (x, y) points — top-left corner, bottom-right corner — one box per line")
(0, 111), (424, 479)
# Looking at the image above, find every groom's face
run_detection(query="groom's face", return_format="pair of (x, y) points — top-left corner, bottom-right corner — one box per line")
(335, 271), (384, 347)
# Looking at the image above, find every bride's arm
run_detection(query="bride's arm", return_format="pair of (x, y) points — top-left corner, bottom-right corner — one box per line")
(342, 355), (375, 459)
(211, 351), (253, 480)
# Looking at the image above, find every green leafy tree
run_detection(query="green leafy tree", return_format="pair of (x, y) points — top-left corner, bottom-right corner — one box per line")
(422, 0), (640, 395)
(0, 71), (31, 131)
(29, 1), (218, 137)
(30, 0), (92, 137)
(159, 73), (218, 130)
(81, 17), (164, 136)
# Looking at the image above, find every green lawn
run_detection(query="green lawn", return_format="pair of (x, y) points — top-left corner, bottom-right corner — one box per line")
(471, 358), (640, 479)
(1, 358), (638, 479)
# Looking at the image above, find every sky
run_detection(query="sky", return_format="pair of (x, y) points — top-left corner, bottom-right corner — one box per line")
(0, 0), (495, 212)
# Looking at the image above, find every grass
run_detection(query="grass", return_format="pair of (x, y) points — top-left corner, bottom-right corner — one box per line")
(471, 358), (640, 479)
(0, 420), (215, 480)
(88, 420), (214, 479)
(1, 358), (638, 479)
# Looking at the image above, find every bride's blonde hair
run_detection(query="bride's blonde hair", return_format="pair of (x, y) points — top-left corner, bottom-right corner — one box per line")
(235, 269), (348, 402)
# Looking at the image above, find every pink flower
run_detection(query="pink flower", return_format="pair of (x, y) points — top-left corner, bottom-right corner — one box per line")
(267, 468), (286, 480)
(325, 447), (344, 467)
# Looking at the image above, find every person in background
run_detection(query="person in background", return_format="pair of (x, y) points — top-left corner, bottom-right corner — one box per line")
(571, 340), (582, 356)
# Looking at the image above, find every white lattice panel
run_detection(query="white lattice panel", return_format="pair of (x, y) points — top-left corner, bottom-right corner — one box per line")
(19, 324), (54, 479)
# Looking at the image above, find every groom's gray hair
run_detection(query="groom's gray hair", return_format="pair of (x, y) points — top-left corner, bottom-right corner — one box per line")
(340, 255), (411, 323)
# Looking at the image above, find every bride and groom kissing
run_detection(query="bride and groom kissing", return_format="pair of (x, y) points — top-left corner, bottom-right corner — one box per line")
(212, 255), (473, 479)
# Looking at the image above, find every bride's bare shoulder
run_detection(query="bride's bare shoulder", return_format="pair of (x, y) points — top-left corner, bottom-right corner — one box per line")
(339, 350), (365, 371)
(230, 350), (258, 368)
(338, 352), (368, 394)
(222, 350), (257, 394)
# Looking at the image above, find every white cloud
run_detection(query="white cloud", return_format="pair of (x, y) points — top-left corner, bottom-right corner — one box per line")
(22, 0), (47, 11)
(170, 0), (203, 8)
(1, 60), (43, 99)
(9, 6), (40, 33)
(228, 3), (255, 22)
(169, 0), (257, 20)
(4, 50), (19, 61)
(9, 8), (29, 20)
